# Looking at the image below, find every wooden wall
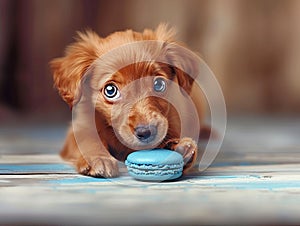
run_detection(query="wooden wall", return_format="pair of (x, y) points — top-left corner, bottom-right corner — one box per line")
(0, 0), (299, 121)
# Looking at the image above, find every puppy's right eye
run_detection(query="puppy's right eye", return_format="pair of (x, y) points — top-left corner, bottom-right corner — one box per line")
(153, 77), (167, 93)
(103, 83), (121, 101)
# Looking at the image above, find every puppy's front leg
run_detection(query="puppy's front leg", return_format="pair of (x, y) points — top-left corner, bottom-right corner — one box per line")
(61, 129), (119, 178)
(77, 154), (119, 178)
(164, 137), (198, 173)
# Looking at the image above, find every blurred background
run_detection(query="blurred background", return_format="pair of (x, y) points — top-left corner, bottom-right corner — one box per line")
(1, 0), (300, 124)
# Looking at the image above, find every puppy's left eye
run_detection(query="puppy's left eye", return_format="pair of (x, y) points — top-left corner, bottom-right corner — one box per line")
(103, 83), (121, 101)
(153, 77), (166, 93)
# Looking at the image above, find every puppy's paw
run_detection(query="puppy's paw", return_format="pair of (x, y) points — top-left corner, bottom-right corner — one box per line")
(165, 137), (197, 172)
(76, 156), (119, 178)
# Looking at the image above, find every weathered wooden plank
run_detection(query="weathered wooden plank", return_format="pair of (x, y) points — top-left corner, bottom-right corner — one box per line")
(0, 117), (299, 225)
(0, 154), (63, 164)
(0, 163), (75, 174)
(0, 160), (299, 189)
(0, 176), (299, 225)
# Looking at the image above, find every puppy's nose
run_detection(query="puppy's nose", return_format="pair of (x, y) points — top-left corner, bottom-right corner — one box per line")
(134, 124), (157, 143)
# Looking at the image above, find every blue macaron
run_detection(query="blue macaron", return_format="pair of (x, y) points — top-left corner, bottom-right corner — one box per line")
(125, 149), (184, 181)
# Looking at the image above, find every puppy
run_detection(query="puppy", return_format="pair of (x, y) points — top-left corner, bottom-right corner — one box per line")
(50, 24), (208, 178)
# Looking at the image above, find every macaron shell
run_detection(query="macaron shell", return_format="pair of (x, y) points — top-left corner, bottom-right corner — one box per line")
(126, 149), (183, 165)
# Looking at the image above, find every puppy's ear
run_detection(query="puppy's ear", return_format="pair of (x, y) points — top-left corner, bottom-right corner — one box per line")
(155, 24), (199, 94)
(166, 44), (199, 95)
(50, 31), (101, 107)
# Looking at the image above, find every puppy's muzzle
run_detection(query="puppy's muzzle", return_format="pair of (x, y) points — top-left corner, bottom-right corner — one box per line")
(134, 124), (157, 143)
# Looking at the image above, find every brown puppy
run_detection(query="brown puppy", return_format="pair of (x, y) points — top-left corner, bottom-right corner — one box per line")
(50, 24), (207, 178)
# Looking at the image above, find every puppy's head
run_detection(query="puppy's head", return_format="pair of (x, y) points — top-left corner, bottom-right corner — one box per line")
(95, 62), (176, 150)
(50, 24), (199, 150)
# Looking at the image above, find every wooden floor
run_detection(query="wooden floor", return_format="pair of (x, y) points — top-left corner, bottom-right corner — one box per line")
(0, 116), (300, 225)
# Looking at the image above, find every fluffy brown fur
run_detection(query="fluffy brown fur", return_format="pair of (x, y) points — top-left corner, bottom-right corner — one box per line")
(50, 24), (208, 178)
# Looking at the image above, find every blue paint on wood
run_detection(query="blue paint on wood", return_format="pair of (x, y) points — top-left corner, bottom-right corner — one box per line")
(206, 180), (300, 190)
(0, 164), (75, 174)
(46, 174), (300, 191)
(210, 162), (251, 167)
(196, 175), (262, 179)
(47, 176), (109, 184)
(210, 162), (280, 167)
(1, 163), (299, 191)
(187, 175), (300, 190)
